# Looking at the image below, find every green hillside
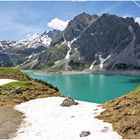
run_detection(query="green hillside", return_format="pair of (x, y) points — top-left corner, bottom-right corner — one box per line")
(0, 67), (61, 107)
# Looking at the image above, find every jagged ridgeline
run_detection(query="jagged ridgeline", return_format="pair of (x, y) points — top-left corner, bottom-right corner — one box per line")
(0, 13), (140, 70)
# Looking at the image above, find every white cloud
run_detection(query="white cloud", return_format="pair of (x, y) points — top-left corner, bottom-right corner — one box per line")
(135, 17), (140, 25)
(48, 18), (69, 31)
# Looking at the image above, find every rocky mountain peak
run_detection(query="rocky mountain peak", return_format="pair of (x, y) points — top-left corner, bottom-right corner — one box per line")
(0, 13), (140, 70)
(40, 31), (47, 37)
(50, 12), (99, 46)
(64, 12), (99, 41)
(47, 29), (61, 39)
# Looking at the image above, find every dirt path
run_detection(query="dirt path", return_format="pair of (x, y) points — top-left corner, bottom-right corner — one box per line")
(0, 107), (24, 139)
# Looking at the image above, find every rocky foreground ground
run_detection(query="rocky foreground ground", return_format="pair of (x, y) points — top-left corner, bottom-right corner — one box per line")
(0, 68), (61, 139)
(0, 68), (61, 108)
(97, 87), (140, 139)
(0, 68), (140, 139)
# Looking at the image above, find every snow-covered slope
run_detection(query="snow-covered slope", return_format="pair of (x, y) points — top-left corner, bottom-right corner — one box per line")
(0, 31), (51, 50)
(14, 97), (121, 140)
(0, 31), (53, 69)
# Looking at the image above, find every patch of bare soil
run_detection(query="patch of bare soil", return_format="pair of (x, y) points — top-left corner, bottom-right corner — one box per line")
(97, 95), (140, 139)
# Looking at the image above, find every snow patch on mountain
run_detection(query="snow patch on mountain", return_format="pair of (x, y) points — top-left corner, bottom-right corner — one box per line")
(71, 38), (77, 43)
(40, 35), (52, 46)
(0, 42), (4, 50)
(99, 55), (111, 69)
(62, 33), (67, 44)
(54, 60), (60, 65)
(0, 31), (52, 49)
(135, 17), (140, 25)
(89, 60), (97, 70)
(65, 42), (72, 59)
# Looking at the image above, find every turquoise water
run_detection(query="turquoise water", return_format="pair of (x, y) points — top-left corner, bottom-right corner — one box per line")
(27, 72), (140, 103)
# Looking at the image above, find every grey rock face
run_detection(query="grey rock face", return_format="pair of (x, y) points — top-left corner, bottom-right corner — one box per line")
(47, 29), (61, 39)
(0, 52), (13, 67)
(50, 13), (98, 46)
(49, 13), (140, 70)
(37, 44), (68, 68)
(64, 12), (98, 41)
(72, 14), (140, 69)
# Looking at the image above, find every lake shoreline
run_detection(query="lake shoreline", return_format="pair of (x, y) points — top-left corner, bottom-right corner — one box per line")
(25, 69), (140, 104)
(23, 70), (88, 76)
(24, 69), (140, 77)
(90, 70), (140, 77)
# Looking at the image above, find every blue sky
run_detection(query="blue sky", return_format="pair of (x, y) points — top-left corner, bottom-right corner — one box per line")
(0, 1), (140, 40)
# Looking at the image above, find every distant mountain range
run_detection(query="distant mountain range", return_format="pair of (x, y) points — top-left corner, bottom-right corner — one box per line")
(0, 12), (140, 70)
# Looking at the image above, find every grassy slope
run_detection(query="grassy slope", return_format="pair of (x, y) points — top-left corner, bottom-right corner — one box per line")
(97, 86), (140, 139)
(0, 67), (30, 81)
(0, 67), (61, 108)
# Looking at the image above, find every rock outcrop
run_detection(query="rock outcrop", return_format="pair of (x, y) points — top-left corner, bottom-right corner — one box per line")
(60, 97), (78, 107)
(80, 131), (91, 137)
(97, 89), (140, 139)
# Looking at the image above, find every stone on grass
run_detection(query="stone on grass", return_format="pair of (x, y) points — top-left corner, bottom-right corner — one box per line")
(11, 86), (22, 94)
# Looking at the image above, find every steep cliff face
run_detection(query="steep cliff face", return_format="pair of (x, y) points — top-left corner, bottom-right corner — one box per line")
(64, 13), (98, 41)
(0, 52), (13, 67)
(72, 14), (140, 69)
(50, 13), (98, 46)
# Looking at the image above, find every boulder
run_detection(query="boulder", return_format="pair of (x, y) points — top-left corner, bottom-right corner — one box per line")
(60, 97), (78, 107)
(80, 131), (91, 137)
(11, 86), (22, 94)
